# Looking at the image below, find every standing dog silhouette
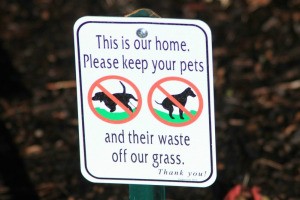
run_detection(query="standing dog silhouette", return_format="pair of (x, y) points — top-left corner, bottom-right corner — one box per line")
(155, 87), (196, 119)
(92, 81), (137, 112)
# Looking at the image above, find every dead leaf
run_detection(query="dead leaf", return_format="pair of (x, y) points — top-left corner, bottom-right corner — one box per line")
(247, 0), (271, 11)
(25, 145), (43, 156)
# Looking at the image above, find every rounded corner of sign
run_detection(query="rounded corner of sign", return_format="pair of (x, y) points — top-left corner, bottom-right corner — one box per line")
(80, 166), (97, 183)
(202, 171), (217, 187)
(194, 20), (212, 35)
(73, 16), (92, 32)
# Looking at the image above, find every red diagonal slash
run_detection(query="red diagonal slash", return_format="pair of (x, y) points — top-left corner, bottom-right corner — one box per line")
(157, 85), (194, 119)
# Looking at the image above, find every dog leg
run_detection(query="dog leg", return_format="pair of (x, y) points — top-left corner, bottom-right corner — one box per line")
(126, 104), (133, 112)
(110, 106), (116, 112)
(168, 107), (175, 119)
(179, 109), (184, 119)
(104, 101), (116, 112)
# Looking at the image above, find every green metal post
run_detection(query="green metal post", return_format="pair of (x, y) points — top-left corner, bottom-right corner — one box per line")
(129, 185), (165, 200)
(126, 8), (165, 200)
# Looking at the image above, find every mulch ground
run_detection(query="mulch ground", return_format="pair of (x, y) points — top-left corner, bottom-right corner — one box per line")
(0, 1), (299, 199)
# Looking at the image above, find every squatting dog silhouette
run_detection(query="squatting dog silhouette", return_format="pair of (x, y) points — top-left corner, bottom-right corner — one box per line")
(92, 81), (137, 112)
(155, 87), (196, 119)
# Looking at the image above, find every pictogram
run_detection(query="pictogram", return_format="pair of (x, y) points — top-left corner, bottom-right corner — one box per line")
(148, 77), (203, 127)
(88, 75), (142, 124)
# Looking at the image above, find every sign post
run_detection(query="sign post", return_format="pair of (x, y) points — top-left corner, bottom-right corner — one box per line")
(127, 9), (165, 200)
(73, 8), (216, 199)
(129, 184), (165, 200)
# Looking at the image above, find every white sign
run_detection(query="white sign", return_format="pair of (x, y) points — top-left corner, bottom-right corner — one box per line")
(73, 16), (216, 187)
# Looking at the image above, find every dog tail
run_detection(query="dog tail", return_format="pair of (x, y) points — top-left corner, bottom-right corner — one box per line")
(131, 95), (138, 101)
(120, 81), (126, 94)
(155, 100), (162, 105)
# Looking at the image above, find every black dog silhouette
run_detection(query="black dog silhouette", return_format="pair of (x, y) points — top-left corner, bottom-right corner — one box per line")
(155, 87), (196, 119)
(92, 81), (137, 112)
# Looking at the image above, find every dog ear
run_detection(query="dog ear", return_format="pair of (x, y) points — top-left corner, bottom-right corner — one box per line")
(99, 92), (105, 102)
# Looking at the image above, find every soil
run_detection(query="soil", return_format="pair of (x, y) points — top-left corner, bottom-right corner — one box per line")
(0, 0), (299, 199)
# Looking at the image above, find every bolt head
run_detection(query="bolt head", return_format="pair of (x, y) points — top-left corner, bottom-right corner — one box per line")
(136, 28), (148, 38)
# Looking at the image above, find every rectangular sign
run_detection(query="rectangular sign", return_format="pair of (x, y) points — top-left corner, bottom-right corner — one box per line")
(73, 16), (216, 187)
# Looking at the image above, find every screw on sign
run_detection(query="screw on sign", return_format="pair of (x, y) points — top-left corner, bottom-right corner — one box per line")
(88, 75), (142, 124)
(148, 77), (203, 127)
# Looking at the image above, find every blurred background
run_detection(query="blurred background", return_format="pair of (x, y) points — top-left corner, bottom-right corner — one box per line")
(0, 0), (299, 199)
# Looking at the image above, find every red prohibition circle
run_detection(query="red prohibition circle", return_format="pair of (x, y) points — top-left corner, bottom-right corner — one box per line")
(88, 75), (142, 124)
(148, 77), (203, 127)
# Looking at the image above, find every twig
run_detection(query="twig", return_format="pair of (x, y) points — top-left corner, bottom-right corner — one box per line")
(252, 79), (300, 96)
(46, 80), (76, 90)
(277, 80), (300, 91)
(253, 158), (283, 170)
